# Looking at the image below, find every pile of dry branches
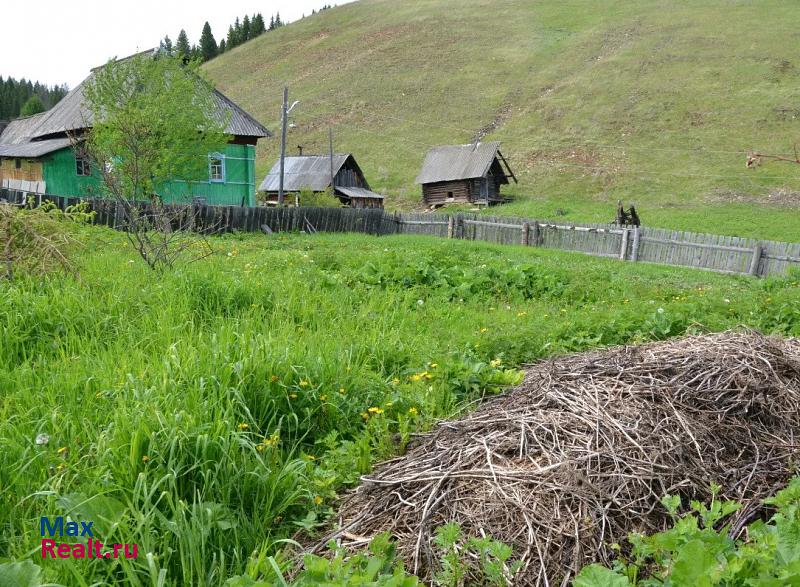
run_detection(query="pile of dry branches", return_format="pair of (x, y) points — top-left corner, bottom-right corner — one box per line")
(324, 331), (800, 586)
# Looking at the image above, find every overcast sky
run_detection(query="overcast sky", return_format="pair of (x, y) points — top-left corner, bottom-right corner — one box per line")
(1, 1), (354, 88)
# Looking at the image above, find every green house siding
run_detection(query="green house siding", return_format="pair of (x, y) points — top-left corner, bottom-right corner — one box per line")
(42, 147), (104, 197)
(41, 143), (256, 206)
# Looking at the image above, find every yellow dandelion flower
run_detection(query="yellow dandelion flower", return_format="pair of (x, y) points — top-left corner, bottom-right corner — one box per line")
(319, 394), (328, 402)
(360, 412), (369, 420)
(391, 378), (400, 385)
(257, 444), (266, 452)
(386, 401), (393, 407)
(299, 380), (310, 388)
(490, 359), (502, 368)
(409, 374), (422, 382)
(430, 363), (438, 368)
(314, 495), (323, 505)
(339, 387), (346, 394)
(516, 311), (527, 317)
(368, 406), (384, 414)
(57, 447), (68, 454)
(408, 407), (418, 415)
(238, 423), (249, 431)
(480, 327), (489, 333)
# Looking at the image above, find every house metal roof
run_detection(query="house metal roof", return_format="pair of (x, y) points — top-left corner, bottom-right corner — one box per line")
(335, 186), (385, 200)
(415, 141), (504, 184)
(259, 154), (353, 192)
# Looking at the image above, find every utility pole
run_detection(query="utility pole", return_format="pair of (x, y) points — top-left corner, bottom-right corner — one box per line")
(329, 127), (335, 193)
(277, 86), (288, 206)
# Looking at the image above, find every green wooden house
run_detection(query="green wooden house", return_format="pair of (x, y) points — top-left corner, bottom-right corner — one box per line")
(0, 52), (270, 206)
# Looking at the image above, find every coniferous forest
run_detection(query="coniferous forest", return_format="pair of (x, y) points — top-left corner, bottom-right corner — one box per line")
(0, 77), (68, 120)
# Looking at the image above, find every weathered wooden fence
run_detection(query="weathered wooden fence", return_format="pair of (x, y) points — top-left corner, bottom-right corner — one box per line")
(2, 188), (798, 278)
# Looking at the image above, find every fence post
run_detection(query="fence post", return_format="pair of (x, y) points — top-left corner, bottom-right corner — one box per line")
(532, 221), (541, 246)
(521, 222), (530, 246)
(630, 227), (640, 262)
(619, 228), (630, 261)
(749, 242), (763, 276)
(447, 215), (454, 239)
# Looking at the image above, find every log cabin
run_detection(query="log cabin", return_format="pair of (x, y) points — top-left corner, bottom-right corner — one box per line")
(416, 141), (516, 206)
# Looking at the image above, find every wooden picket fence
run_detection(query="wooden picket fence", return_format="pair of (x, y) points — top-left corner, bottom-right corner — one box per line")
(2, 188), (798, 278)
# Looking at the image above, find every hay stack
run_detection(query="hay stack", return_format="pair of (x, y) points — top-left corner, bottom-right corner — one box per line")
(323, 331), (800, 586)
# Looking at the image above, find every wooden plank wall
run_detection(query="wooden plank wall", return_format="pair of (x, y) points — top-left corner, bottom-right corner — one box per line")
(0, 188), (797, 278)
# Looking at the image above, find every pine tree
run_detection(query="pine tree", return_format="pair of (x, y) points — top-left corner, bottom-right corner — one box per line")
(252, 13), (266, 36)
(242, 15), (251, 42)
(218, 38), (226, 53)
(175, 29), (191, 59)
(275, 12), (283, 27)
(199, 22), (218, 62)
(227, 25), (237, 49)
(269, 14), (275, 31)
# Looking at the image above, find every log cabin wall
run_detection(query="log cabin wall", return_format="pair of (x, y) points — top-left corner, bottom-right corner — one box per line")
(422, 179), (473, 205)
(0, 157), (44, 182)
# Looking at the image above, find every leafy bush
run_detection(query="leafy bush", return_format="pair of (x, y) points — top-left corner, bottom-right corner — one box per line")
(575, 477), (800, 586)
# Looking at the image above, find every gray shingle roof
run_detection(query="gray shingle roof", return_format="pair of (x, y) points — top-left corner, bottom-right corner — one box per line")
(0, 138), (72, 158)
(2, 51), (270, 144)
(0, 115), (72, 157)
(0, 113), (48, 144)
(415, 141), (503, 184)
(259, 154), (352, 192)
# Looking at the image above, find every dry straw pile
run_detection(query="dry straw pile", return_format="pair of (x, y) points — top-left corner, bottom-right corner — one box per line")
(322, 331), (800, 585)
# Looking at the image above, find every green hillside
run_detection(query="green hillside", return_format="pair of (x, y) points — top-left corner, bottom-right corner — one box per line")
(204, 0), (800, 240)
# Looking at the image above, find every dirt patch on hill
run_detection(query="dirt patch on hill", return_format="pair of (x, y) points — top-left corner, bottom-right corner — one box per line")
(706, 188), (800, 208)
(320, 331), (800, 585)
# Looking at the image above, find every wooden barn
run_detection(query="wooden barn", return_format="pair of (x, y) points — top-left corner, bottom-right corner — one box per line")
(416, 141), (516, 206)
(258, 153), (384, 208)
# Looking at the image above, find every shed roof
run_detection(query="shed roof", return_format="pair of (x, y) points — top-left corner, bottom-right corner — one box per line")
(415, 141), (505, 184)
(259, 154), (354, 192)
(0, 113), (48, 145)
(335, 186), (385, 200)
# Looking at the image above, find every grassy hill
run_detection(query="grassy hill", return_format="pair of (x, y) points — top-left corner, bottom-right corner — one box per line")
(204, 0), (800, 240)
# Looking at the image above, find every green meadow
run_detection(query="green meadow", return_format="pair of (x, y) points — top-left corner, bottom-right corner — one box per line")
(204, 0), (800, 241)
(1, 226), (798, 585)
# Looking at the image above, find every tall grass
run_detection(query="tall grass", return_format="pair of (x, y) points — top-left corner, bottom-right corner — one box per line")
(1, 227), (798, 585)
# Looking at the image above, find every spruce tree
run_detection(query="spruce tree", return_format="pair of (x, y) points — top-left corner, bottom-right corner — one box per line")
(227, 25), (237, 49)
(242, 15), (251, 42)
(275, 12), (282, 27)
(269, 15), (275, 31)
(199, 22), (218, 62)
(252, 13), (266, 36)
(175, 30), (191, 59)
(159, 35), (173, 54)
(233, 17), (242, 45)
(218, 38), (226, 53)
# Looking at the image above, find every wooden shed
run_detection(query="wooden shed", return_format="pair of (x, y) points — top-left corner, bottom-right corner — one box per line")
(258, 153), (385, 208)
(416, 141), (516, 206)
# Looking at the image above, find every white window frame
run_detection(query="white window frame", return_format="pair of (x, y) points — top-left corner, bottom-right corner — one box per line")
(209, 153), (225, 183)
